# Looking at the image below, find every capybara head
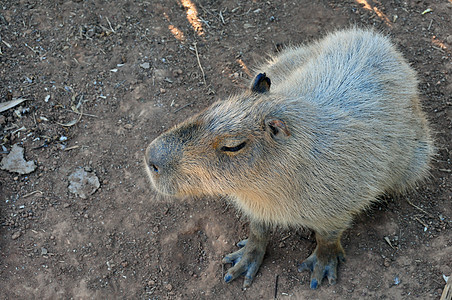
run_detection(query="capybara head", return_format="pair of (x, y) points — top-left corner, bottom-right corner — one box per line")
(145, 74), (297, 198)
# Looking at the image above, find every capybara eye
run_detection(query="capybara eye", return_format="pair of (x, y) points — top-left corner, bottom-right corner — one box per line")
(221, 142), (247, 152)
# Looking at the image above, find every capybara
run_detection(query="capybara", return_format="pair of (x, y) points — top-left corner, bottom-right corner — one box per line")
(144, 28), (434, 289)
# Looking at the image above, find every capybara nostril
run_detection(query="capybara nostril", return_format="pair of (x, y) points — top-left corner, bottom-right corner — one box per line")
(150, 163), (159, 173)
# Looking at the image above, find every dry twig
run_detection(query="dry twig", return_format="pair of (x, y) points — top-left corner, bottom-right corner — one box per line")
(406, 199), (433, 217)
(413, 216), (428, 228)
(219, 10), (225, 24)
(64, 145), (80, 151)
(106, 17), (115, 33)
(193, 42), (207, 86)
(174, 102), (194, 113)
(23, 191), (43, 198)
(2, 40), (12, 48)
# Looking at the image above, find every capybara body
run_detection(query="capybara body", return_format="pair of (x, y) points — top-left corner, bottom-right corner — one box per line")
(145, 28), (434, 288)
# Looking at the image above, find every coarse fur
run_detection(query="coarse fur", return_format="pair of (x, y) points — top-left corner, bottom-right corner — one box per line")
(144, 28), (434, 285)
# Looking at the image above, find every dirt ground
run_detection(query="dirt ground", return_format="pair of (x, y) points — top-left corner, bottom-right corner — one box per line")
(0, 0), (451, 299)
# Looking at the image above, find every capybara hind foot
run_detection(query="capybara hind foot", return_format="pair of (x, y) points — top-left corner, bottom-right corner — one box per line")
(298, 232), (345, 289)
(222, 222), (269, 288)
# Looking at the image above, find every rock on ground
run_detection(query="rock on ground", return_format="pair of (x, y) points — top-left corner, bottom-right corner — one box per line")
(68, 168), (100, 199)
(0, 144), (36, 175)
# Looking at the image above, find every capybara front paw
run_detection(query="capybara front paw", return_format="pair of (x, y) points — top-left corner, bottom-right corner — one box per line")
(222, 239), (266, 288)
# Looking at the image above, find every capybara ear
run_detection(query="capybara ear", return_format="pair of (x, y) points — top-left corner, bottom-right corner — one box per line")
(265, 117), (290, 140)
(251, 73), (271, 93)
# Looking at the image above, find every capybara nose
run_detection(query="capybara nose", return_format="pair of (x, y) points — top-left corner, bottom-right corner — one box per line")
(146, 138), (177, 175)
(146, 144), (164, 175)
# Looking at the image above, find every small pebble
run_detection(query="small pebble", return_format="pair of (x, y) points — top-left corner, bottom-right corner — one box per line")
(140, 62), (150, 69)
(446, 35), (452, 44)
(41, 247), (48, 255)
(124, 124), (133, 129)
(172, 69), (183, 77)
(165, 284), (173, 291)
(148, 280), (155, 286)
(12, 231), (21, 240)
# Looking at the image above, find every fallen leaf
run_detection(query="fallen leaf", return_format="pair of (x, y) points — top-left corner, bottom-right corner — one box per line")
(0, 98), (27, 113)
